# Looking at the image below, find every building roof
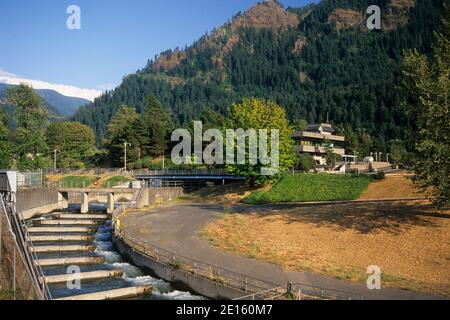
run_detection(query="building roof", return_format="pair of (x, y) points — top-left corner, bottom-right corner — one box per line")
(306, 123), (335, 134)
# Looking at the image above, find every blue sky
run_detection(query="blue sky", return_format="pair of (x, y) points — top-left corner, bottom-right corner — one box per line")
(0, 0), (318, 100)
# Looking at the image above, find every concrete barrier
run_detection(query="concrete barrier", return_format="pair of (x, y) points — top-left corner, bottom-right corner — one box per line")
(28, 226), (97, 233)
(44, 270), (123, 284)
(32, 245), (96, 253)
(36, 256), (105, 267)
(56, 214), (109, 220)
(56, 285), (152, 300)
(28, 234), (95, 242)
(147, 188), (184, 206)
(113, 237), (247, 300)
(37, 219), (103, 225)
(16, 188), (68, 219)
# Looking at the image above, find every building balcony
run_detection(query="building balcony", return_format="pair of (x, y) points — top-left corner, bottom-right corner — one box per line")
(292, 131), (345, 142)
(296, 145), (345, 156)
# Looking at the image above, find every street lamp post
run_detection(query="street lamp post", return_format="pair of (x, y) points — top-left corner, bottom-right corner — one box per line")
(53, 149), (57, 172)
(124, 142), (131, 172)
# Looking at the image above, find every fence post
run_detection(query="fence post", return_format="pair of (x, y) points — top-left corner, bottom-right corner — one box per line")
(287, 282), (293, 295)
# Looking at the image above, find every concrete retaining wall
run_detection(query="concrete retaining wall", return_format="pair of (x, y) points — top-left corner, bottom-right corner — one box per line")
(16, 189), (68, 219)
(147, 188), (184, 206)
(113, 237), (246, 300)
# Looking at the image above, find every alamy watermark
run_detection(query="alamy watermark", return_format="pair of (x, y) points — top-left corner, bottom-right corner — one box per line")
(366, 265), (382, 290)
(171, 121), (280, 175)
(66, 5), (81, 30)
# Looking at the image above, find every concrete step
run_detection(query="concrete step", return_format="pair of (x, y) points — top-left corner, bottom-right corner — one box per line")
(28, 234), (95, 242)
(43, 270), (123, 284)
(37, 219), (103, 226)
(56, 214), (110, 220)
(56, 286), (152, 300)
(32, 245), (96, 253)
(36, 256), (105, 267)
(28, 226), (98, 233)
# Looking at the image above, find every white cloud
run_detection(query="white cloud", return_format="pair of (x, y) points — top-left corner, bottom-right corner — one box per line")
(0, 68), (103, 102)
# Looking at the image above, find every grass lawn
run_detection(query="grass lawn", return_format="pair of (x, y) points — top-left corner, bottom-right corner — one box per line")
(59, 175), (98, 188)
(244, 174), (373, 204)
(100, 176), (132, 188)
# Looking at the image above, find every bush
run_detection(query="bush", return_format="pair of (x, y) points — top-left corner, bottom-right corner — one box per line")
(371, 172), (385, 181)
(295, 153), (316, 172)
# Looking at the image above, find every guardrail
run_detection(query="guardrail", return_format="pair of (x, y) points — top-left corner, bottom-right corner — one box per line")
(0, 195), (52, 300)
(233, 287), (286, 300)
(113, 223), (279, 296)
(289, 283), (362, 300)
(132, 169), (229, 176)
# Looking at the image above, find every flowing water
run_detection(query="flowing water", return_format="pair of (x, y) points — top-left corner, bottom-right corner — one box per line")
(31, 203), (204, 300)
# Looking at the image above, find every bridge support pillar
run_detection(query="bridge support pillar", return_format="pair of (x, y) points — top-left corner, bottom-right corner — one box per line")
(58, 192), (69, 210)
(107, 193), (115, 214)
(81, 192), (89, 214)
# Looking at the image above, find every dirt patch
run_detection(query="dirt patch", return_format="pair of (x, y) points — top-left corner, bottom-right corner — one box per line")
(203, 200), (450, 296)
(359, 173), (426, 200)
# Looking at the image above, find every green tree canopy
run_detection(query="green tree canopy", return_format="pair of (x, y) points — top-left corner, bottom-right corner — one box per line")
(402, 6), (450, 207)
(104, 105), (148, 166)
(46, 121), (96, 168)
(7, 84), (50, 170)
(226, 98), (295, 185)
(0, 109), (13, 169)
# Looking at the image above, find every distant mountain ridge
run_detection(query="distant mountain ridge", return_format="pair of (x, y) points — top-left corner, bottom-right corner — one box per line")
(0, 83), (90, 117)
(73, 0), (445, 149)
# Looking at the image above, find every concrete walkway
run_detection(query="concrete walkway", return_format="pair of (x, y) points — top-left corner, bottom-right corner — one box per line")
(119, 201), (444, 300)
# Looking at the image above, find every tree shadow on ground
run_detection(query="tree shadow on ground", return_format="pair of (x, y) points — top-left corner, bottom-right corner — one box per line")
(228, 201), (450, 235)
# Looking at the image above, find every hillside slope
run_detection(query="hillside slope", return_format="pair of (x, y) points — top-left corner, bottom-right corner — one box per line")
(73, 0), (445, 149)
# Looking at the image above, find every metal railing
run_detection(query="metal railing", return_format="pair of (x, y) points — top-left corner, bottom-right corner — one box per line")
(17, 171), (43, 189)
(132, 169), (228, 176)
(233, 286), (286, 300)
(0, 195), (52, 300)
(289, 283), (362, 300)
(114, 223), (279, 296)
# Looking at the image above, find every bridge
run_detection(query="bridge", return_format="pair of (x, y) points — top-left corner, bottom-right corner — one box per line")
(57, 187), (137, 214)
(132, 169), (245, 187)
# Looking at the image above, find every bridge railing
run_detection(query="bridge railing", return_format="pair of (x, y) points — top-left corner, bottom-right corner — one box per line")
(114, 223), (280, 296)
(131, 169), (228, 176)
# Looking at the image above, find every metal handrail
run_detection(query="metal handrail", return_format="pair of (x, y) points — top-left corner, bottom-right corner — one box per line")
(233, 286), (285, 300)
(1, 196), (52, 299)
(114, 222), (279, 294)
(290, 283), (362, 300)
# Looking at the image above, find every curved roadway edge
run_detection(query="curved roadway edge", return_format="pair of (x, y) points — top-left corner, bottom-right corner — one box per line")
(118, 201), (445, 300)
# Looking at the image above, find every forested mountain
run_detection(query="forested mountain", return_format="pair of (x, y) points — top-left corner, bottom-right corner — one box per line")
(73, 0), (446, 152)
(0, 83), (89, 118)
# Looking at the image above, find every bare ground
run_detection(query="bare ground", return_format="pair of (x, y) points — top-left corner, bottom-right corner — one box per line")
(203, 200), (450, 295)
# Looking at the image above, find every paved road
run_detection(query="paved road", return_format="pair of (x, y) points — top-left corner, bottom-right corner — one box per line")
(119, 201), (444, 300)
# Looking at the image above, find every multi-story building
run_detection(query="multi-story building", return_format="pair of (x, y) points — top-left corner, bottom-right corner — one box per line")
(292, 123), (346, 165)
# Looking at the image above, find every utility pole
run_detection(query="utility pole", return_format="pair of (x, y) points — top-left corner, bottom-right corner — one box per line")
(124, 142), (131, 172)
(53, 149), (57, 172)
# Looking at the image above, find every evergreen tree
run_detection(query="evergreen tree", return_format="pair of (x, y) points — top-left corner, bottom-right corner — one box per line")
(104, 106), (146, 166)
(143, 95), (173, 157)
